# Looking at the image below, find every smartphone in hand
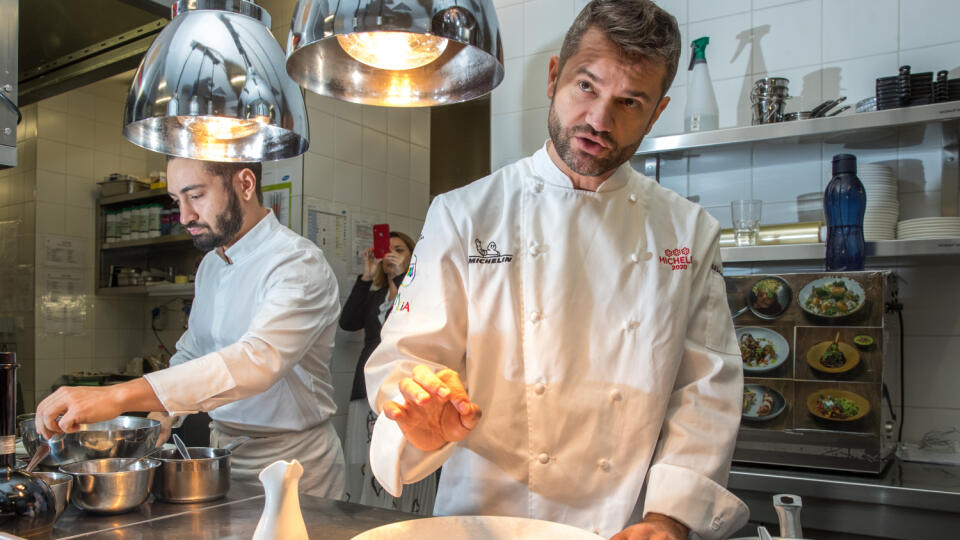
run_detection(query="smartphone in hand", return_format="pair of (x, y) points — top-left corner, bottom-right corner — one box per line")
(373, 224), (390, 259)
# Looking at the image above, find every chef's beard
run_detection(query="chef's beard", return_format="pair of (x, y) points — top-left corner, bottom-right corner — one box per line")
(186, 187), (244, 252)
(547, 101), (647, 178)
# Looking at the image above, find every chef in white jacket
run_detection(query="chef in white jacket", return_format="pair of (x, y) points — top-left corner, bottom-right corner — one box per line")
(365, 1), (748, 538)
(35, 157), (345, 498)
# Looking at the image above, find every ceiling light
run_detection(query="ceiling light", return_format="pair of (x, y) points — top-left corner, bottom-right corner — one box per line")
(286, 0), (504, 107)
(123, 0), (309, 162)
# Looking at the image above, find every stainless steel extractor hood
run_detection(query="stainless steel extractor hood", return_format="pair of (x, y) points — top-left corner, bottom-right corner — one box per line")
(1, 0), (17, 169)
(16, 0), (175, 107)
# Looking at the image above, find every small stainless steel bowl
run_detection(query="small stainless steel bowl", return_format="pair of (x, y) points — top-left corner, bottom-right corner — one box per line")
(31, 471), (73, 521)
(21, 416), (161, 466)
(60, 458), (160, 514)
(152, 447), (231, 503)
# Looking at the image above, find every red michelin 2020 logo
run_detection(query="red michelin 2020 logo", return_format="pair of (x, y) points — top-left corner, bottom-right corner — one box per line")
(659, 247), (692, 271)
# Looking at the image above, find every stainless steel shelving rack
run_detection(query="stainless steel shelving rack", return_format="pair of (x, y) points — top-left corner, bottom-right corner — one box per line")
(634, 101), (960, 264)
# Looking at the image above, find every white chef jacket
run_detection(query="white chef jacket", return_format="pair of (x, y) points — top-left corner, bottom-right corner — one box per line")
(365, 145), (748, 539)
(145, 211), (340, 434)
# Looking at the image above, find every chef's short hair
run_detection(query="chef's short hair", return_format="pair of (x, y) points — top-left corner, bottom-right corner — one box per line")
(557, 0), (681, 98)
(167, 156), (263, 205)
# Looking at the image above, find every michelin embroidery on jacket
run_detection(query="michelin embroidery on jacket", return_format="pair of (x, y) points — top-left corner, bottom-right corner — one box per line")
(468, 238), (514, 264)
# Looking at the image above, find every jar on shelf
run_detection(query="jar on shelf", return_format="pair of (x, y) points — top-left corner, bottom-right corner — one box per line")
(120, 206), (132, 241)
(104, 210), (118, 243)
(149, 204), (162, 238)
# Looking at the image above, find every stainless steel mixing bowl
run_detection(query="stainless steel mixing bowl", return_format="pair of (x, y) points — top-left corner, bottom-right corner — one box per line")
(151, 447), (232, 503)
(60, 458), (160, 514)
(20, 416), (161, 466)
(31, 471), (73, 521)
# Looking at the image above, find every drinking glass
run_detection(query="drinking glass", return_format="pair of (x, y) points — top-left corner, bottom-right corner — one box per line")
(731, 200), (763, 246)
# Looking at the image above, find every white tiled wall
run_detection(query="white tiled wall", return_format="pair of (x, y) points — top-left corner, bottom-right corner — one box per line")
(30, 77), (165, 406)
(299, 91), (431, 439)
(0, 103), (38, 409)
(491, 0), (960, 442)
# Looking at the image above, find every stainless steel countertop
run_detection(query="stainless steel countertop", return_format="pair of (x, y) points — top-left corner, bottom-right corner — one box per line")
(53, 483), (419, 539)
(730, 459), (960, 512)
(729, 459), (960, 539)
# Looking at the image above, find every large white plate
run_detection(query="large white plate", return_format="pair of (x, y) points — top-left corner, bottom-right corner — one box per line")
(798, 276), (866, 318)
(736, 327), (790, 373)
(352, 516), (605, 540)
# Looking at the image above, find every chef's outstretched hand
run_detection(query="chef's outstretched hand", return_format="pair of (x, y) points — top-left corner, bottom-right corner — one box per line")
(610, 513), (688, 540)
(35, 379), (165, 439)
(383, 365), (482, 452)
(35, 386), (125, 438)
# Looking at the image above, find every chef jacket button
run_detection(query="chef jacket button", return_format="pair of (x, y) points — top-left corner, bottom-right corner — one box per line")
(529, 310), (542, 323)
(610, 390), (622, 402)
(534, 383), (546, 395)
(630, 252), (640, 263)
(710, 517), (723, 530)
(627, 320), (641, 330)
(593, 529), (601, 535)
(642, 251), (653, 261)
(628, 193), (638, 203)
(598, 458), (610, 471)
(537, 452), (550, 464)
(533, 182), (544, 193)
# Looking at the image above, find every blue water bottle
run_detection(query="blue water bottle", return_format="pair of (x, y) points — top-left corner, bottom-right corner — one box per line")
(824, 154), (866, 271)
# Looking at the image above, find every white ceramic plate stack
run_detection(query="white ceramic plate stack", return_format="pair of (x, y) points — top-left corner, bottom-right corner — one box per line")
(896, 217), (960, 239)
(859, 163), (899, 241)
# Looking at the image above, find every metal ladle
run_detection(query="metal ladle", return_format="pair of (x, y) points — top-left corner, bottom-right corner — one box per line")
(23, 444), (50, 473)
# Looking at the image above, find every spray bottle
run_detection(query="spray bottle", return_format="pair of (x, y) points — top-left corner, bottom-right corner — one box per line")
(684, 37), (719, 132)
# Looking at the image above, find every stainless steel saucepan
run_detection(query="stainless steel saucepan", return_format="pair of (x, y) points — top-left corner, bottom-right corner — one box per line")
(151, 436), (250, 503)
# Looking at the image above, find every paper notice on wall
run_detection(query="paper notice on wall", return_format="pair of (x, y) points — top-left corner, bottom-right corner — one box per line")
(44, 236), (84, 267)
(351, 212), (380, 275)
(263, 183), (292, 228)
(305, 199), (348, 262)
(40, 268), (87, 335)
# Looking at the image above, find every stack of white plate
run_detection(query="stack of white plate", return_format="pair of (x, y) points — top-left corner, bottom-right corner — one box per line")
(859, 163), (899, 241)
(897, 217), (960, 239)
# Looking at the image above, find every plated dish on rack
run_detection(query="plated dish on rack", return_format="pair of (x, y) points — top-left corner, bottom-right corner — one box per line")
(806, 341), (861, 374)
(747, 276), (792, 319)
(736, 327), (790, 373)
(742, 384), (786, 422)
(798, 277), (865, 318)
(806, 389), (870, 422)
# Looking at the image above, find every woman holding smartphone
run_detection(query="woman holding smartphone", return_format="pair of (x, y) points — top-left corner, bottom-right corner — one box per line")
(340, 231), (435, 512)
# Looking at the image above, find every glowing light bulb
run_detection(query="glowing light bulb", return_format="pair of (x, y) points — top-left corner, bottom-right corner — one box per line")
(337, 31), (448, 71)
(179, 116), (268, 140)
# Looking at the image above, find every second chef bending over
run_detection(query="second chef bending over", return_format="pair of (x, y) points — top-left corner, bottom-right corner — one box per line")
(365, 1), (747, 538)
(36, 157), (345, 498)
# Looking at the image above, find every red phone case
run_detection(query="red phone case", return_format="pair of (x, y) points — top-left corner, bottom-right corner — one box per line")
(373, 224), (390, 259)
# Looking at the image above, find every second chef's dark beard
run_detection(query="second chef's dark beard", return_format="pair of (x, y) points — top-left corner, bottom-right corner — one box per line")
(189, 188), (244, 252)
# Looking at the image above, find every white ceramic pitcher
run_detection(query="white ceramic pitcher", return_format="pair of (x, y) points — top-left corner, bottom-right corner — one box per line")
(252, 460), (309, 540)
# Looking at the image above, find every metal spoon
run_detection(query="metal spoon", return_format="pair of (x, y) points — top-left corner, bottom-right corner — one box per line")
(118, 446), (165, 472)
(222, 436), (250, 453)
(172, 433), (192, 460)
(24, 444), (50, 473)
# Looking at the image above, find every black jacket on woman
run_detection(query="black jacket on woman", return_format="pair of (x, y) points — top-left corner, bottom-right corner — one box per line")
(339, 274), (405, 401)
